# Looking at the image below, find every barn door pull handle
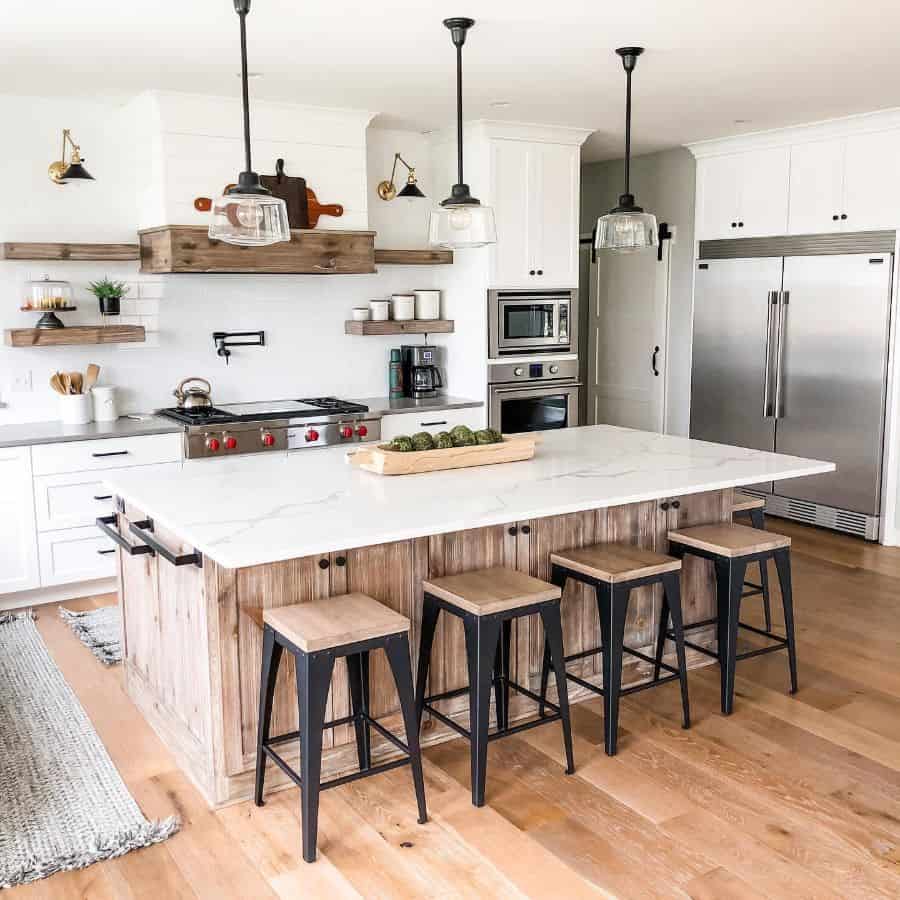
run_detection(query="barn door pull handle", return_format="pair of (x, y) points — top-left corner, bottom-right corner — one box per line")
(651, 346), (660, 377)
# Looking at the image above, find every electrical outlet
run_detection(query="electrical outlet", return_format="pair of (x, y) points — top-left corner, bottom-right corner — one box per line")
(11, 370), (32, 392)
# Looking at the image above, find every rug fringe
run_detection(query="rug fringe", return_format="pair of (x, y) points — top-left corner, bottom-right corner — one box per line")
(0, 817), (180, 889)
(0, 611), (36, 627)
(59, 607), (121, 665)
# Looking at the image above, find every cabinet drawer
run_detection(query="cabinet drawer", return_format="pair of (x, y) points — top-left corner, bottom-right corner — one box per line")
(380, 406), (485, 442)
(32, 432), (182, 476)
(38, 525), (117, 586)
(33, 463), (179, 531)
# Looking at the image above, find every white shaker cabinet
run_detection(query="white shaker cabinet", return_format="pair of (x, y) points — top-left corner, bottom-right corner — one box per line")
(0, 447), (40, 594)
(489, 138), (579, 288)
(787, 138), (845, 234)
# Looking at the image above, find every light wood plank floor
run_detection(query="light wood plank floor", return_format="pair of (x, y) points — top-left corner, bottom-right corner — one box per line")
(9, 518), (900, 899)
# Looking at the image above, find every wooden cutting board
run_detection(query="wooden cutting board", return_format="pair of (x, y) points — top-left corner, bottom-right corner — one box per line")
(259, 159), (309, 229)
(305, 187), (343, 228)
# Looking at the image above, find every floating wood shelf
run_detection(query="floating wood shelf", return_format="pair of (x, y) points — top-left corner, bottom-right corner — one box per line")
(139, 225), (376, 274)
(0, 242), (140, 261)
(344, 319), (455, 336)
(4, 325), (146, 348)
(374, 249), (454, 265)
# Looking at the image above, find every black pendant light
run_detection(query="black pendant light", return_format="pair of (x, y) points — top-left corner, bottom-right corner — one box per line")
(428, 17), (496, 249)
(208, 0), (289, 246)
(595, 47), (658, 252)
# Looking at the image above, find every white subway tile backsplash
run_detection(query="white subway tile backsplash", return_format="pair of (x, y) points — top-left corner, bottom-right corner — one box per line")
(138, 282), (164, 299)
(137, 298), (159, 316)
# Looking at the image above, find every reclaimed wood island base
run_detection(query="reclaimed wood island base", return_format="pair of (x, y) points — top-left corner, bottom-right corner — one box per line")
(105, 427), (833, 808)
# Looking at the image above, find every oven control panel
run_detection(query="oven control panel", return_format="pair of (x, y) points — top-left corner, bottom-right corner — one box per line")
(488, 357), (579, 384)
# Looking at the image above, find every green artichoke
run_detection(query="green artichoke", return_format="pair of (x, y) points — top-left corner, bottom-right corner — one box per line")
(475, 428), (503, 445)
(434, 431), (454, 449)
(411, 431), (435, 451)
(389, 436), (414, 452)
(450, 425), (476, 447)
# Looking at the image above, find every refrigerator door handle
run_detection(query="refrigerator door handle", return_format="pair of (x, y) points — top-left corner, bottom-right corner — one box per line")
(774, 290), (789, 418)
(763, 290), (778, 417)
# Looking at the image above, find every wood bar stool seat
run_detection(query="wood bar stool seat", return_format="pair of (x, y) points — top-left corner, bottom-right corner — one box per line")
(731, 492), (773, 631)
(540, 542), (691, 756)
(668, 522), (797, 716)
(416, 567), (575, 807)
(255, 593), (427, 863)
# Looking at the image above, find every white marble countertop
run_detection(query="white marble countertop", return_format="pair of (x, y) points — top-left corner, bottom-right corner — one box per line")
(103, 426), (835, 570)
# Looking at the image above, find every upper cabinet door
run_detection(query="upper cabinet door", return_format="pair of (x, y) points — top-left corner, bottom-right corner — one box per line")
(843, 130), (900, 231)
(734, 147), (791, 238)
(696, 154), (740, 241)
(0, 447), (40, 594)
(788, 138), (845, 235)
(490, 139), (534, 288)
(534, 143), (580, 287)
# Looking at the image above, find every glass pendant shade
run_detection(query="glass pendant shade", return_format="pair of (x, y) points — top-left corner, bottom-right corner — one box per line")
(595, 208), (658, 252)
(208, 192), (290, 246)
(429, 202), (497, 249)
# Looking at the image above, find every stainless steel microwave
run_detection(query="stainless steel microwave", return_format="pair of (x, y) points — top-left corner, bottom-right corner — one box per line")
(488, 289), (577, 357)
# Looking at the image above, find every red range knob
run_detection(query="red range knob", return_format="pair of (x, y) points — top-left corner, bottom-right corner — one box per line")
(261, 432), (276, 447)
(339, 425), (353, 439)
(356, 424), (368, 437)
(224, 436), (238, 450)
(206, 437), (221, 452)
(305, 429), (319, 442)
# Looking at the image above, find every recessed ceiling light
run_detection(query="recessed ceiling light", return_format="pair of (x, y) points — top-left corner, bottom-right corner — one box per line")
(734, 118), (751, 125)
(490, 101), (511, 109)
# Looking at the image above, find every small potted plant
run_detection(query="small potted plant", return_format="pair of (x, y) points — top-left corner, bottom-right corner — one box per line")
(88, 277), (129, 317)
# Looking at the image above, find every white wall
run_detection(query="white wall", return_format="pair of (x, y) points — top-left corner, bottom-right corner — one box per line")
(0, 92), (471, 423)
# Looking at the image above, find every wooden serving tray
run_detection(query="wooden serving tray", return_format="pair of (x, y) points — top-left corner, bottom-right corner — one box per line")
(348, 434), (538, 476)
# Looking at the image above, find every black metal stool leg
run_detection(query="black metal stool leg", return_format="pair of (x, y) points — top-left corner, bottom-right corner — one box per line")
(415, 595), (441, 731)
(715, 558), (746, 716)
(539, 564), (567, 717)
(597, 582), (629, 755)
(463, 614), (501, 807)
(384, 633), (429, 825)
(653, 590), (671, 682)
(255, 625), (284, 807)
(662, 572), (691, 729)
(748, 507), (773, 631)
(493, 619), (512, 731)
(296, 650), (335, 864)
(773, 548), (798, 695)
(540, 602), (575, 774)
(347, 651), (371, 771)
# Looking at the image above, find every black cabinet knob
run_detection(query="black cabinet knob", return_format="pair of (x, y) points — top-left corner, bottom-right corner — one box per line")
(318, 558), (330, 570)
(521, 524), (531, 534)
(671, 500), (681, 509)
(832, 214), (839, 221)
(738, 222), (744, 228)
(841, 213), (847, 220)
(731, 222), (737, 228)
(335, 556), (347, 567)
(536, 269), (543, 276)
(660, 501), (670, 511)
(508, 526), (518, 536)
(529, 269), (535, 276)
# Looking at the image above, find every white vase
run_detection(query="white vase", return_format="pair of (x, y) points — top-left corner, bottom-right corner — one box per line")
(91, 386), (118, 422)
(59, 394), (93, 425)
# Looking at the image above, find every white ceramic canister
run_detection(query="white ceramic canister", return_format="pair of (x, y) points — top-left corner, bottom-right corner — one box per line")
(391, 294), (415, 321)
(351, 307), (371, 321)
(91, 385), (118, 422)
(414, 289), (441, 320)
(59, 393), (93, 425)
(369, 299), (390, 321)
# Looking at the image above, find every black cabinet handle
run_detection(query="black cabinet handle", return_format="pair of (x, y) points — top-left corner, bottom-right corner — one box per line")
(521, 524), (531, 535)
(91, 450), (130, 458)
(93, 494), (113, 501)
(335, 556), (347, 567)
(97, 548), (116, 556)
(420, 420), (447, 427)
(651, 346), (660, 377)
(96, 514), (153, 556)
(319, 558), (330, 570)
(508, 526), (518, 536)
(129, 519), (202, 568)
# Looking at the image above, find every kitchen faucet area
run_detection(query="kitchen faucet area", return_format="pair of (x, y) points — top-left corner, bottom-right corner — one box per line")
(1, 3), (900, 897)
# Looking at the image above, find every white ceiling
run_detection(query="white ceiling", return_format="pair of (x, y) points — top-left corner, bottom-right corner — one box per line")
(5, 0), (900, 161)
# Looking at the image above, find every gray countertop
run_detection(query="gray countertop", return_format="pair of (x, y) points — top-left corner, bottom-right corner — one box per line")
(0, 416), (182, 449)
(352, 395), (483, 415)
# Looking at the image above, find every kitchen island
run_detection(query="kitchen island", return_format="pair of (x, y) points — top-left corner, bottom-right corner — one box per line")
(104, 426), (833, 807)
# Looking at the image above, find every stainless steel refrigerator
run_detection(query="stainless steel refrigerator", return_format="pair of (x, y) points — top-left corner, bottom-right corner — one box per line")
(690, 232), (895, 540)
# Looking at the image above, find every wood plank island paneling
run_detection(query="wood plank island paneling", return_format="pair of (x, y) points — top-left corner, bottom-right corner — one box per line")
(116, 491), (731, 807)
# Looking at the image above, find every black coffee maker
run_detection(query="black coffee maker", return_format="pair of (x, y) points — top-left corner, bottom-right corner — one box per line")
(401, 344), (444, 399)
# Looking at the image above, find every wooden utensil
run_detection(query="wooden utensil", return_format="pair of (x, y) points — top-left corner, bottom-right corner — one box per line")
(60, 372), (72, 395)
(259, 159), (309, 229)
(49, 372), (66, 395)
(70, 371), (83, 394)
(84, 363), (100, 391)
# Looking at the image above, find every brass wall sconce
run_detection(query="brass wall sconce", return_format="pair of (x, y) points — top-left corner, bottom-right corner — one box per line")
(48, 129), (95, 184)
(377, 153), (426, 201)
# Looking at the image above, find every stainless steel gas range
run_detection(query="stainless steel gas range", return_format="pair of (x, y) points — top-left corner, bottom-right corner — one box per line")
(157, 397), (381, 459)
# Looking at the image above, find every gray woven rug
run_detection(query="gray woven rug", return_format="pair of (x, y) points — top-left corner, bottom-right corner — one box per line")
(0, 613), (178, 889)
(60, 606), (122, 665)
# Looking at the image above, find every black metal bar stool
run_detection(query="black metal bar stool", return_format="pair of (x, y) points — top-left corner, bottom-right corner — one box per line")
(415, 566), (575, 807)
(668, 522), (797, 716)
(732, 492), (772, 631)
(255, 592), (427, 863)
(538, 543), (691, 756)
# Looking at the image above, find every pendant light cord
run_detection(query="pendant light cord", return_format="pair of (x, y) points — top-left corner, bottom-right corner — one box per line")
(238, 8), (252, 174)
(456, 42), (464, 185)
(623, 64), (632, 198)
